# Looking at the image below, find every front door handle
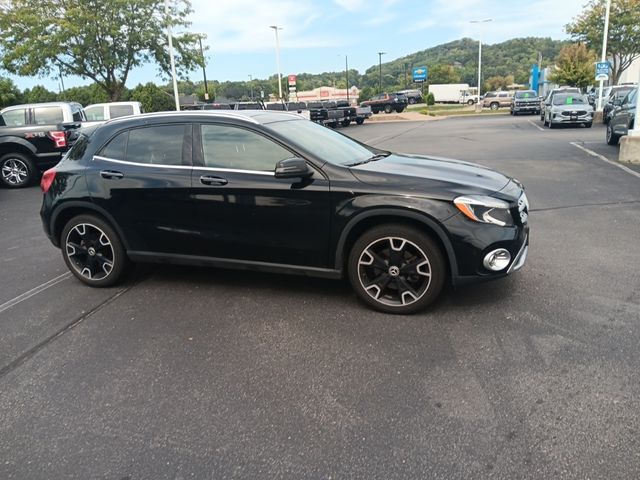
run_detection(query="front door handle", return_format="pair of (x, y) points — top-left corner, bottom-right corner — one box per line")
(200, 175), (228, 186)
(100, 170), (124, 179)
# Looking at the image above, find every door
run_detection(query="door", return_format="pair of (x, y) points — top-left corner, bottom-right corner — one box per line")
(191, 122), (331, 268)
(88, 123), (197, 255)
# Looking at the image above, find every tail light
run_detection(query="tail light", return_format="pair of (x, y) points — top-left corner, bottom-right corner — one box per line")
(48, 130), (67, 148)
(41, 168), (56, 193)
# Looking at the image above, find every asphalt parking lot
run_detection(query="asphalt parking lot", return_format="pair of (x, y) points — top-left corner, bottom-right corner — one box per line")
(1, 114), (639, 479)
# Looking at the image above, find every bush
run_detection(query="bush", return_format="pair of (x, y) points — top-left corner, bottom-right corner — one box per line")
(426, 93), (435, 106)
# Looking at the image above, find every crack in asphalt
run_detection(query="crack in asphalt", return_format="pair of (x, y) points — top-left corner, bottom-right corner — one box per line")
(366, 121), (431, 146)
(531, 199), (640, 213)
(0, 281), (140, 381)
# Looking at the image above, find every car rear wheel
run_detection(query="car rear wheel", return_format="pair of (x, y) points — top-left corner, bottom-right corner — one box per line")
(341, 119), (351, 127)
(348, 225), (446, 314)
(384, 105), (393, 114)
(408, 98), (416, 105)
(606, 124), (620, 145)
(61, 214), (128, 287)
(355, 118), (365, 125)
(0, 153), (35, 188)
(467, 99), (475, 105)
(395, 108), (405, 113)
(490, 102), (499, 110)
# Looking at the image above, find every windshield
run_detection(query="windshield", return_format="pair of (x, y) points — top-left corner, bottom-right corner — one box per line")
(552, 94), (588, 106)
(266, 119), (376, 166)
(515, 91), (537, 99)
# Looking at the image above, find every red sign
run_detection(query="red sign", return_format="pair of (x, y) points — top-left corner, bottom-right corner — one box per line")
(288, 74), (297, 86)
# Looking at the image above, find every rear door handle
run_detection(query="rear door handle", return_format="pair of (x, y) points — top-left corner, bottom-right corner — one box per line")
(200, 175), (228, 186)
(100, 170), (124, 179)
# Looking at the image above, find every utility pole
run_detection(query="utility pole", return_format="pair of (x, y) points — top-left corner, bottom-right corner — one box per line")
(269, 25), (283, 100)
(165, 0), (180, 111)
(248, 75), (254, 100)
(378, 52), (386, 94)
(198, 35), (209, 101)
(597, 0), (612, 111)
(470, 18), (492, 112)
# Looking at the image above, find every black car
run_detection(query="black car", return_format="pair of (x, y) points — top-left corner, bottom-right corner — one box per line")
(606, 88), (637, 145)
(603, 86), (635, 124)
(40, 111), (529, 314)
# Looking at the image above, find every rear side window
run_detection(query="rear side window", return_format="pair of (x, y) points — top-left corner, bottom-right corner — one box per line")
(33, 106), (64, 124)
(100, 131), (128, 160)
(109, 104), (134, 118)
(1, 108), (27, 126)
(84, 106), (105, 121)
(125, 125), (188, 166)
(72, 106), (85, 122)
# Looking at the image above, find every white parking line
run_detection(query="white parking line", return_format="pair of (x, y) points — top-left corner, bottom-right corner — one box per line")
(570, 142), (640, 179)
(528, 120), (545, 132)
(0, 272), (72, 315)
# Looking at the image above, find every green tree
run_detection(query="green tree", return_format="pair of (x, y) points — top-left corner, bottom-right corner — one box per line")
(0, 0), (202, 101)
(428, 64), (462, 84)
(60, 84), (110, 106)
(129, 82), (174, 112)
(484, 74), (515, 92)
(548, 43), (596, 89)
(566, 0), (640, 84)
(0, 77), (22, 108)
(21, 85), (58, 104)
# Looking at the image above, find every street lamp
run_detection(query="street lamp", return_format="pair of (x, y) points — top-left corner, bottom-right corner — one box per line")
(378, 52), (386, 94)
(248, 74), (254, 100)
(197, 35), (210, 101)
(165, 0), (180, 111)
(597, 0), (612, 111)
(470, 18), (492, 112)
(269, 25), (283, 100)
(338, 54), (350, 104)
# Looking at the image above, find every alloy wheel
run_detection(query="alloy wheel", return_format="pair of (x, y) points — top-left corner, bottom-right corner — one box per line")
(1, 158), (29, 186)
(357, 236), (432, 308)
(65, 223), (115, 280)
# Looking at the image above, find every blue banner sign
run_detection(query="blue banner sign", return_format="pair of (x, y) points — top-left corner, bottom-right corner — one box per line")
(413, 66), (427, 83)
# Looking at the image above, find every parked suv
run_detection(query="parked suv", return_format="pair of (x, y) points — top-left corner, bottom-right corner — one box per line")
(510, 90), (540, 115)
(0, 102), (85, 188)
(602, 85), (636, 124)
(540, 87), (581, 122)
(360, 93), (408, 114)
(482, 91), (513, 110)
(395, 89), (423, 104)
(40, 111), (529, 314)
(606, 88), (637, 145)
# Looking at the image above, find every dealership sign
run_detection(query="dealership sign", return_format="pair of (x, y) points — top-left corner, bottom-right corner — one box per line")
(412, 66), (427, 83)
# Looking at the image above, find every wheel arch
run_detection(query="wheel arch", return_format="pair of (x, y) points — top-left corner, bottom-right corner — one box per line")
(50, 201), (130, 250)
(335, 209), (458, 279)
(0, 140), (37, 160)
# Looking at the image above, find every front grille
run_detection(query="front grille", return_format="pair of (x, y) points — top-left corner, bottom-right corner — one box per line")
(561, 110), (587, 116)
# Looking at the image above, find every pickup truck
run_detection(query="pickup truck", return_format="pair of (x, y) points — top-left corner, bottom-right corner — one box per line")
(360, 93), (408, 114)
(0, 102), (85, 188)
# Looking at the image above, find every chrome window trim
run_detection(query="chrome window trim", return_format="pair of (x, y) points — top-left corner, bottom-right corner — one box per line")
(92, 155), (192, 170)
(192, 166), (275, 176)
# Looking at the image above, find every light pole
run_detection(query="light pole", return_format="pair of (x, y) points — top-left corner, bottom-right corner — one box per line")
(248, 75), (254, 100)
(165, 0), (180, 111)
(197, 35), (210, 101)
(269, 25), (283, 100)
(470, 18), (492, 111)
(338, 54), (350, 103)
(597, 0), (612, 111)
(378, 52), (386, 94)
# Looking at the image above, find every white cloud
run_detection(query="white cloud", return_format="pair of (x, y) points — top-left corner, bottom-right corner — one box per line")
(333, 0), (366, 11)
(189, 0), (340, 53)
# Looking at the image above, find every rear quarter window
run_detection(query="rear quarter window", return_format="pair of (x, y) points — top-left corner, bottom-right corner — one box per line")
(33, 106), (64, 125)
(109, 104), (135, 118)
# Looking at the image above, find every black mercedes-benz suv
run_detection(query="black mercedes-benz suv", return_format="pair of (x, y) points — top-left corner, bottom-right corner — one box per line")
(40, 111), (529, 314)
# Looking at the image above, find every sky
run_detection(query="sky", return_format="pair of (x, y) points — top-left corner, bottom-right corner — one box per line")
(6, 0), (588, 93)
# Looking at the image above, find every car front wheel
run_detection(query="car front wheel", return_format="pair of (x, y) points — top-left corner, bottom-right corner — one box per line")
(606, 124), (620, 145)
(384, 105), (393, 114)
(348, 225), (445, 314)
(61, 214), (128, 287)
(490, 102), (499, 110)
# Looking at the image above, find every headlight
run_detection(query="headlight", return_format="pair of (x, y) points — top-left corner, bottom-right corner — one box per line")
(454, 195), (513, 226)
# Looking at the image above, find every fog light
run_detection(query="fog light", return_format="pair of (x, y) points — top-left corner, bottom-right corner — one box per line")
(483, 249), (511, 271)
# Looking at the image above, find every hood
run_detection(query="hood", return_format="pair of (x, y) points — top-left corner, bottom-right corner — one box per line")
(350, 153), (512, 199)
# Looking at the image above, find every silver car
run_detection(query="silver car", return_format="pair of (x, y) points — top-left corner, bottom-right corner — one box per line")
(543, 93), (593, 129)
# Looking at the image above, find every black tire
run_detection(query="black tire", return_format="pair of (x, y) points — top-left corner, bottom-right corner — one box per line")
(355, 118), (365, 125)
(0, 152), (36, 188)
(395, 108), (405, 113)
(341, 119), (351, 127)
(328, 121), (338, 129)
(548, 119), (556, 129)
(347, 224), (446, 314)
(585, 122), (592, 128)
(61, 214), (129, 287)
(490, 102), (499, 111)
(372, 109), (379, 114)
(384, 104), (393, 114)
(606, 124), (620, 145)
(408, 97), (416, 105)
(467, 99), (474, 105)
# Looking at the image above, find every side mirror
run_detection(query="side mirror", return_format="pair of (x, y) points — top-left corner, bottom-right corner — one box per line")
(275, 157), (312, 179)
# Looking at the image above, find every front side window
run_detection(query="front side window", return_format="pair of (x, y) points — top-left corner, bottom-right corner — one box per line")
(85, 106), (105, 121)
(33, 106), (64, 124)
(1, 108), (27, 126)
(125, 125), (187, 165)
(200, 124), (293, 172)
(100, 131), (128, 160)
(109, 104), (134, 118)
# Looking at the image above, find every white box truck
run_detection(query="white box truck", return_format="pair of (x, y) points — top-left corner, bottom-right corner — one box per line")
(429, 84), (478, 104)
